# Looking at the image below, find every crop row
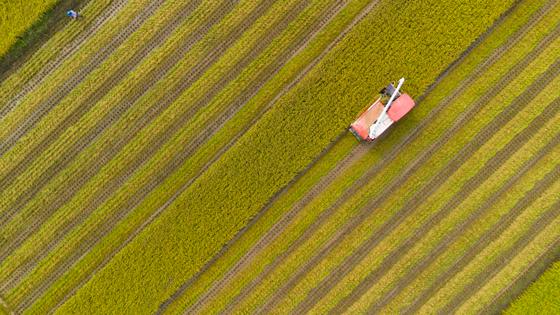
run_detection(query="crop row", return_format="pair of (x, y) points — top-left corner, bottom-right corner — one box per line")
(0, 0), (121, 116)
(4, 0), (302, 312)
(226, 10), (560, 313)
(0, 0), (223, 260)
(505, 260), (560, 314)
(170, 0), (546, 312)
(5, 0), (346, 314)
(46, 0), (518, 313)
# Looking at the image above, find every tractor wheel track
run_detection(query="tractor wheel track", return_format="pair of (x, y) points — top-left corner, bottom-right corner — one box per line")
(478, 237), (560, 315)
(49, 1), (349, 311)
(11, 0), (312, 311)
(0, 0), (203, 231)
(332, 120), (560, 314)
(218, 0), (532, 309)
(0, 0), (236, 264)
(0, 0), (167, 156)
(436, 172), (560, 315)
(0, 0), (128, 118)
(402, 162), (560, 315)
(255, 11), (560, 314)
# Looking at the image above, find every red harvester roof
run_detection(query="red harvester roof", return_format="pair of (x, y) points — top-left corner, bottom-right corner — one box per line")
(387, 93), (415, 122)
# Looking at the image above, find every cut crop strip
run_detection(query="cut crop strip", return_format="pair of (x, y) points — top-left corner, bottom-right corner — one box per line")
(240, 10), (560, 313)
(0, 0), (120, 116)
(0, 0), (164, 151)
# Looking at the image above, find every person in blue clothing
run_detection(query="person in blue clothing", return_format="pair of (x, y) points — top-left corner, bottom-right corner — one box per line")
(67, 9), (79, 19)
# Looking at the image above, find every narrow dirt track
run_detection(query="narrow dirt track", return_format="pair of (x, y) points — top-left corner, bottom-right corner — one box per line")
(156, 2), (360, 312)
(0, 0), (234, 272)
(333, 108), (560, 314)
(479, 238), (560, 314)
(0, 0), (167, 156)
(0, 0), (129, 118)
(0, 0), (203, 231)
(221, 1), (541, 310)
(256, 18), (560, 313)
(10, 0), (302, 310)
(441, 198), (560, 314)
(403, 162), (560, 315)
(0, 3), (213, 266)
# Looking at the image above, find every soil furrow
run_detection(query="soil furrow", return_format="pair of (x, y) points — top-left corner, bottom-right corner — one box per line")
(478, 238), (560, 315)
(0, 0), (165, 156)
(0, 0), (235, 268)
(0, 0), (129, 118)
(366, 103), (560, 313)
(188, 143), (366, 314)
(255, 15), (560, 315)
(0, 0), (202, 228)
(438, 178), (560, 314)
(156, 1), (358, 313)
(295, 96), (559, 315)
(222, 2), (526, 308)
(13, 0), (306, 310)
(403, 162), (560, 315)
(333, 121), (560, 314)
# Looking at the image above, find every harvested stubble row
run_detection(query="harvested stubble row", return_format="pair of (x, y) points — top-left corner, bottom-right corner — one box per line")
(174, 0), (540, 312)
(505, 260), (560, 314)
(219, 1), (556, 314)
(44, 0), (515, 313)
(0, 0), (120, 116)
(0, 0), (203, 232)
(0, 0), (162, 150)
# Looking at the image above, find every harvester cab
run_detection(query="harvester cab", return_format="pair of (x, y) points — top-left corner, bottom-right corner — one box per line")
(349, 77), (415, 142)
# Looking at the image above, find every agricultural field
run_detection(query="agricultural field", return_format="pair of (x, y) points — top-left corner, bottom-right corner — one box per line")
(0, 0), (558, 314)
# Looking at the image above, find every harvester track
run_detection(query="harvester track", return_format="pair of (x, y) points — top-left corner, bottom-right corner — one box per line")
(0, 0), (128, 117)
(250, 3), (560, 311)
(0, 0), (203, 232)
(9, 0), (302, 310)
(333, 112), (560, 314)
(0, 0), (166, 156)
(297, 45), (560, 315)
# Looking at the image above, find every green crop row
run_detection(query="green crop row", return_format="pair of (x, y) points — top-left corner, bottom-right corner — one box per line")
(305, 72), (560, 314)
(344, 101), (560, 314)
(0, 0), (114, 110)
(0, 0), (150, 143)
(0, 0), (182, 196)
(0, 0), (57, 58)
(505, 260), (560, 314)
(0, 0), (223, 286)
(378, 146), (560, 314)
(0, 0), (219, 241)
(7, 2), (294, 304)
(49, 0), (517, 313)
(230, 12), (554, 311)
(14, 0), (321, 312)
(182, 0), (546, 312)
(458, 208), (560, 313)
(420, 178), (560, 314)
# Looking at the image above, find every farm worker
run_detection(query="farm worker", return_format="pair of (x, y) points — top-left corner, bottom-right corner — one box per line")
(67, 10), (79, 19)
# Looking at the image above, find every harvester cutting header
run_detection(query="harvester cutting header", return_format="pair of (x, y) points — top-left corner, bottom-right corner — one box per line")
(349, 78), (415, 142)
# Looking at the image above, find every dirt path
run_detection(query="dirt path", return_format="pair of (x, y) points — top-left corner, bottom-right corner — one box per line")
(333, 105), (560, 314)
(441, 197), (560, 314)
(0, 0), (207, 266)
(255, 3), (560, 312)
(0, 0), (203, 233)
(479, 238), (560, 314)
(13, 0), (311, 311)
(0, 0), (128, 117)
(402, 162), (560, 315)
(0, 0), (165, 157)
(6, 0), (277, 308)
